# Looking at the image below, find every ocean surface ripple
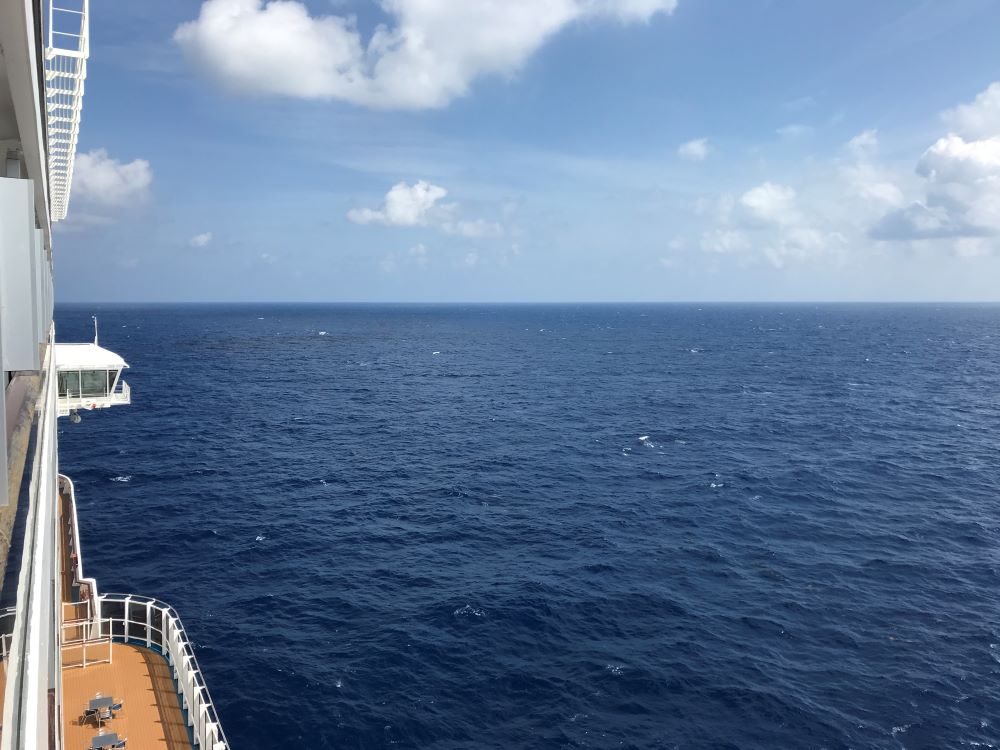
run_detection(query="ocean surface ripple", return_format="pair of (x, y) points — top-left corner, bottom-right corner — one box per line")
(56, 304), (1000, 749)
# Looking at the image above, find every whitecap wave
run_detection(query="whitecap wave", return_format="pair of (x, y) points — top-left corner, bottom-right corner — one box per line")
(453, 604), (486, 617)
(110, 475), (132, 483)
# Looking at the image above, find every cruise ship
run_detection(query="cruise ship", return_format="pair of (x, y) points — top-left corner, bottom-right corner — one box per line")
(0, 2), (228, 748)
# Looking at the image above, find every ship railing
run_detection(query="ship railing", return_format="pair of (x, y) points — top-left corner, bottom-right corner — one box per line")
(96, 593), (229, 750)
(59, 474), (99, 604)
(0, 607), (16, 664)
(114, 379), (130, 404)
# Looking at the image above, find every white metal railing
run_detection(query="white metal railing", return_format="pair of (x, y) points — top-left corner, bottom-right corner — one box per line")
(94, 594), (230, 750)
(57, 379), (130, 417)
(0, 608), (16, 665)
(59, 474), (99, 602)
(44, 0), (90, 221)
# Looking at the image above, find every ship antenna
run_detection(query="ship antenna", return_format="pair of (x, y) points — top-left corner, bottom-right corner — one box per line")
(93, 315), (99, 346)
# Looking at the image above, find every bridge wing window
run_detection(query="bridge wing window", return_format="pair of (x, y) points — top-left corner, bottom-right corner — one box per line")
(79, 369), (110, 398)
(58, 371), (81, 398)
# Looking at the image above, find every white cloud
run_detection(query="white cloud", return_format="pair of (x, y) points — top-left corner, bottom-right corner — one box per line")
(871, 134), (1000, 243)
(461, 251), (480, 268)
(841, 131), (905, 208)
(689, 82), (1000, 267)
(175, 0), (677, 110)
(870, 202), (967, 240)
(942, 82), (1000, 139)
(348, 181), (447, 226)
(845, 164), (905, 207)
(677, 138), (709, 161)
(700, 229), (749, 254)
(847, 129), (879, 158)
(349, 180), (502, 238)
(695, 180), (849, 267)
(740, 182), (798, 225)
(871, 83), (1000, 247)
(189, 231), (213, 247)
(916, 134), (1000, 183)
(73, 149), (152, 206)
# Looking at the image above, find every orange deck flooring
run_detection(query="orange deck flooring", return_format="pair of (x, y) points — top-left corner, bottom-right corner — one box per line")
(62, 643), (192, 750)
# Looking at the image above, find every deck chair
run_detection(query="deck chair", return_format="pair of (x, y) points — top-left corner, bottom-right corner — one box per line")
(114, 738), (127, 748)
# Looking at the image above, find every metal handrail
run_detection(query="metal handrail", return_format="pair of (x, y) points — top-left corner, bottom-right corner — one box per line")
(60, 474), (99, 602)
(96, 594), (229, 750)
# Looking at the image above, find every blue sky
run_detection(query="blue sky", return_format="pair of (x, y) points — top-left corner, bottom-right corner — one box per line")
(56, 0), (1000, 302)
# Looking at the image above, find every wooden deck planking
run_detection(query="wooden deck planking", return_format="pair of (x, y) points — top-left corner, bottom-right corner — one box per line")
(62, 643), (192, 750)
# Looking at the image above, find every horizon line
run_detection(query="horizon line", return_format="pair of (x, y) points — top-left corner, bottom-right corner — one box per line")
(54, 299), (1000, 306)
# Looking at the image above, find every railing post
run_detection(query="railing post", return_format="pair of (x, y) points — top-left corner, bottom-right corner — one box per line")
(160, 606), (168, 654)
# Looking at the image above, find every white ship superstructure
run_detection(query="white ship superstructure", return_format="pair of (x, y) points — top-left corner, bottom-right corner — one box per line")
(0, 2), (228, 747)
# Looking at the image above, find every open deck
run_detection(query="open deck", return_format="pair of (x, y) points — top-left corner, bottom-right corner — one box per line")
(62, 642), (191, 750)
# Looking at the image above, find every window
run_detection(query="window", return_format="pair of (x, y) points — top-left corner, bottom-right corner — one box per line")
(79, 369), (109, 398)
(58, 371), (81, 398)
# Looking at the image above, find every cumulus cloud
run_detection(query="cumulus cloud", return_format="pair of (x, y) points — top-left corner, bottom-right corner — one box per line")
(348, 181), (447, 226)
(348, 180), (501, 237)
(189, 231), (213, 247)
(73, 149), (152, 206)
(942, 82), (1000, 139)
(175, 0), (677, 110)
(916, 134), (1000, 183)
(869, 202), (973, 241)
(678, 138), (709, 161)
(694, 180), (848, 267)
(689, 82), (1000, 266)
(872, 127), (1000, 246)
(740, 182), (798, 225)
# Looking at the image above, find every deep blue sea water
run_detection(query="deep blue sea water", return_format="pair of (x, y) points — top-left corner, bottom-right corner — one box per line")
(55, 304), (1000, 750)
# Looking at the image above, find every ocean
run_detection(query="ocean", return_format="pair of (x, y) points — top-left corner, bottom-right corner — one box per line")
(55, 303), (1000, 749)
